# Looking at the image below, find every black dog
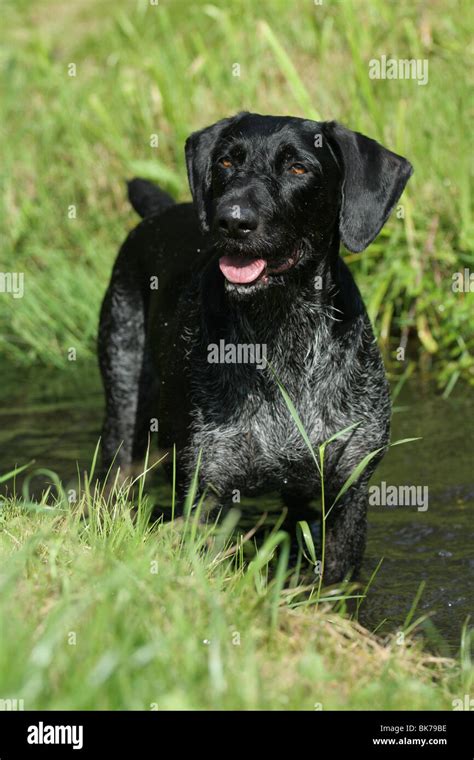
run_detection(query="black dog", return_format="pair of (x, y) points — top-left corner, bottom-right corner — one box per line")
(98, 112), (413, 583)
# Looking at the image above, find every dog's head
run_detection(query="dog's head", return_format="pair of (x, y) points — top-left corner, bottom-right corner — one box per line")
(185, 112), (413, 296)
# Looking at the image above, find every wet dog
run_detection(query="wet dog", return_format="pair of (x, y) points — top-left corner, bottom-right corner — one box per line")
(98, 112), (413, 582)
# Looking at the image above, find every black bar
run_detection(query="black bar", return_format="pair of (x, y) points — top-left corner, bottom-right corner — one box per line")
(0, 710), (472, 757)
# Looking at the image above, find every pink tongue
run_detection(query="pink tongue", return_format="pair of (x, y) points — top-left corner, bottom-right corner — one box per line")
(219, 256), (266, 284)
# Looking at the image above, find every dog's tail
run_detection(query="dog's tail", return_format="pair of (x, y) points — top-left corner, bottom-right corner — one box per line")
(127, 178), (175, 218)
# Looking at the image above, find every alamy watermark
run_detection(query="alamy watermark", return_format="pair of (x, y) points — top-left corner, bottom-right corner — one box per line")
(207, 340), (267, 370)
(0, 272), (24, 298)
(0, 697), (24, 710)
(369, 56), (429, 86)
(27, 722), (83, 750)
(452, 694), (473, 710)
(452, 268), (474, 292)
(369, 482), (429, 512)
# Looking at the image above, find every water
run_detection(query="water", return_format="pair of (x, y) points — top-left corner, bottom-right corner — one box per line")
(1, 363), (472, 649)
(360, 389), (474, 648)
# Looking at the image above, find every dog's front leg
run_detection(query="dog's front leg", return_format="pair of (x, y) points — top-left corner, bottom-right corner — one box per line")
(322, 481), (369, 585)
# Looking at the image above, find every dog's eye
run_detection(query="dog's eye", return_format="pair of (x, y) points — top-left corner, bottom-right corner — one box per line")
(219, 157), (233, 169)
(289, 163), (307, 175)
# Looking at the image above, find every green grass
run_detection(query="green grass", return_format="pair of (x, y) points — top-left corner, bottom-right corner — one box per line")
(0, 0), (473, 389)
(0, 404), (472, 711)
(0, 468), (471, 711)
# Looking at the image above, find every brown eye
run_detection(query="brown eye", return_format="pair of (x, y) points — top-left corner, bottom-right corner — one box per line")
(290, 163), (307, 175)
(220, 157), (233, 168)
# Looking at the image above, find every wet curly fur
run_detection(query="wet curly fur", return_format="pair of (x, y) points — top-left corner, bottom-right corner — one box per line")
(98, 112), (413, 583)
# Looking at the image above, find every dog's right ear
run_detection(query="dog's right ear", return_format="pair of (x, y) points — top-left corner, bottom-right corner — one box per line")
(185, 114), (243, 232)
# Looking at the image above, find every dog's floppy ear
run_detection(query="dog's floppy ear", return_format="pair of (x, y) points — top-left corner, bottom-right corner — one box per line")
(322, 121), (413, 252)
(185, 114), (244, 232)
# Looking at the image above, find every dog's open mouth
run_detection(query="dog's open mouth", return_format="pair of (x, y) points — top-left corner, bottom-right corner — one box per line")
(218, 252), (300, 286)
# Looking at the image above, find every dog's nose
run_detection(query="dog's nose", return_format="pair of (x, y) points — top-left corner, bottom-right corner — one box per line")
(217, 206), (258, 238)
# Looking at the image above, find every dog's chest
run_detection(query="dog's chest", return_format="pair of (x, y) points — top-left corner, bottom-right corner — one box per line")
(190, 364), (332, 494)
(179, 306), (371, 496)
